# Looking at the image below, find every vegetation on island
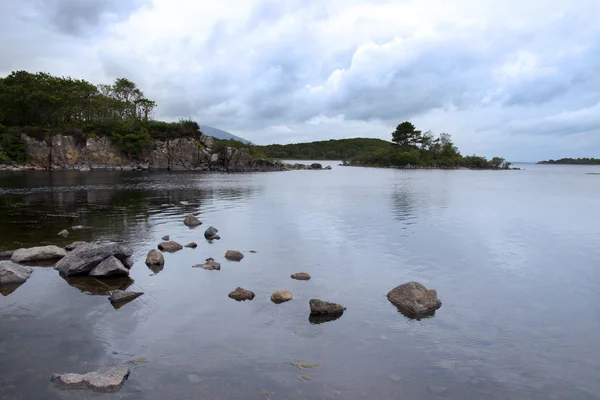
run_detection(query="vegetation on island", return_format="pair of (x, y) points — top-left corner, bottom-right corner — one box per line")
(0, 71), (203, 163)
(537, 158), (600, 165)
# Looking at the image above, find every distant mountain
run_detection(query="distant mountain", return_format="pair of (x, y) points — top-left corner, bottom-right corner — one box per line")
(199, 125), (252, 144)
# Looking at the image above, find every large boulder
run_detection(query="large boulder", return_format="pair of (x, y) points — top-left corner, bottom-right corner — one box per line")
(51, 365), (130, 392)
(145, 249), (164, 265)
(228, 287), (255, 301)
(54, 243), (133, 277)
(184, 214), (202, 227)
(0, 262), (33, 285)
(89, 256), (129, 278)
(291, 272), (311, 281)
(387, 282), (442, 317)
(271, 290), (293, 304)
(310, 163), (323, 170)
(11, 245), (67, 264)
(158, 241), (183, 253)
(309, 299), (345, 315)
(225, 250), (244, 261)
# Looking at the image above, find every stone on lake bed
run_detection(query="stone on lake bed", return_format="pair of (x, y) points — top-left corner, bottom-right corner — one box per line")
(387, 282), (441, 318)
(271, 290), (293, 304)
(185, 242), (198, 248)
(158, 241), (183, 252)
(291, 272), (311, 281)
(0, 262), (33, 285)
(309, 299), (345, 315)
(184, 214), (202, 227)
(89, 256), (129, 278)
(108, 290), (144, 304)
(224, 250), (244, 261)
(58, 229), (69, 238)
(51, 364), (130, 392)
(145, 249), (164, 266)
(228, 287), (255, 301)
(11, 245), (67, 264)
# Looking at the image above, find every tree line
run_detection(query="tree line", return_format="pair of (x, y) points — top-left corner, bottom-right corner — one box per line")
(537, 158), (600, 165)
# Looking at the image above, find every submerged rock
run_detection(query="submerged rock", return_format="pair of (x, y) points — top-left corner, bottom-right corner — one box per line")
(228, 287), (255, 301)
(387, 282), (442, 318)
(145, 249), (164, 265)
(157, 241), (183, 253)
(183, 214), (202, 227)
(161, 235), (170, 241)
(185, 242), (198, 248)
(89, 256), (129, 278)
(204, 226), (219, 240)
(58, 229), (69, 238)
(309, 299), (345, 315)
(65, 241), (88, 251)
(51, 364), (130, 392)
(11, 245), (67, 264)
(271, 290), (293, 304)
(109, 290), (144, 304)
(54, 243), (133, 276)
(0, 262), (33, 285)
(224, 250), (244, 261)
(291, 272), (311, 281)
(193, 260), (221, 270)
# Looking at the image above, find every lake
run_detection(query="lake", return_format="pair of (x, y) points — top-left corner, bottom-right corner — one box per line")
(0, 163), (599, 399)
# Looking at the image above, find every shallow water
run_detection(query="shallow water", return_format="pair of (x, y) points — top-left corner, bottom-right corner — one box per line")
(0, 164), (599, 399)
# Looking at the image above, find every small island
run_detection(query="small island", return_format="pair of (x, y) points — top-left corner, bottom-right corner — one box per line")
(537, 158), (600, 165)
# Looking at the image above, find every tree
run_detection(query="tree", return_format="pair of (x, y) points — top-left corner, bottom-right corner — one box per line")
(392, 121), (421, 147)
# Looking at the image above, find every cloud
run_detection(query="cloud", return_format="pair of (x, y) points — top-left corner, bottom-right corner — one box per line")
(1, 0), (600, 160)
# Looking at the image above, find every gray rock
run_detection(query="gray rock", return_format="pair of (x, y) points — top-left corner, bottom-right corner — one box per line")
(185, 242), (198, 248)
(0, 262), (33, 285)
(145, 249), (164, 265)
(193, 260), (221, 270)
(161, 235), (170, 241)
(54, 243), (133, 276)
(157, 241), (183, 253)
(309, 299), (345, 315)
(310, 163), (323, 170)
(387, 282), (442, 317)
(225, 250), (244, 261)
(11, 245), (67, 264)
(89, 256), (129, 278)
(291, 272), (311, 281)
(51, 364), (130, 392)
(58, 229), (69, 238)
(65, 241), (88, 251)
(71, 225), (85, 230)
(204, 226), (219, 239)
(271, 290), (293, 304)
(325, 165), (332, 170)
(122, 257), (134, 269)
(183, 214), (202, 227)
(0, 250), (14, 259)
(109, 290), (144, 304)
(228, 287), (255, 301)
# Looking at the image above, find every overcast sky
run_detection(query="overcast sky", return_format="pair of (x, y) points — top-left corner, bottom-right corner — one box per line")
(1, 0), (599, 161)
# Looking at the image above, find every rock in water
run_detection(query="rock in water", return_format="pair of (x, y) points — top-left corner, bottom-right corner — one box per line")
(387, 282), (441, 317)
(204, 226), (219, 239)
(65, 241), (88, 251)
(0, 262), (33, 284)
(228, 287), (255, 301)
(145, 249), (164, 265)
(58, 229), (69, 238)
(309, 299), (345, 315)
(310, 163), (323, 170)
(122, 257), (134, 269)
(291, 272), (311, 281)
(109, 290), (144, 304)
(271, 290), (293, 304)
(54, 243), (133, 276)
(89, 256), (129, 278)
(224, 250), (244, 261)
(184, 214), (202, 227)
(0, 250), (14, 259)
(157, 241), (183, 253)
(11, 245), (67, 264)
(185, 242), (197, 248)
(51, 365), (130, 392)
(161, 235), (170, 241)
(193, 260), (221, 270)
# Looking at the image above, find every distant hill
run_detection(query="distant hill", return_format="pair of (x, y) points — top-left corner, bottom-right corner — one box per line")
(259, 138), (393, 160)
(199, 125), (252, 144)
(537, 158), (600, 165)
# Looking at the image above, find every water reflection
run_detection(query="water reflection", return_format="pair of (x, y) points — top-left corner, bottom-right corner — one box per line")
(308, 313), (344, 325)
(62, 276), (134, 295)
(0, 283), (23, 296)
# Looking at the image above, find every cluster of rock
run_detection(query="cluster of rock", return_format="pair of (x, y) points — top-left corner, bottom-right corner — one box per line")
(284, 163), (332, 170)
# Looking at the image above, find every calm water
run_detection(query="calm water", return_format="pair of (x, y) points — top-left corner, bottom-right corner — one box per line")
(0, 164), (599, 400)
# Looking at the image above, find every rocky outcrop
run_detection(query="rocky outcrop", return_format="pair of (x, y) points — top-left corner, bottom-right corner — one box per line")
(89, 256), (129, 278)
(225, 250), (244, 261)
(228, 287), (255, 301)
(11, 245), (66, 264)
(0, 262), (33, 285)
(284, 163), (332, 170)
(271, 290), (293, 304)
(51, 365), (130, 392)
(145, 249), (164, 266)
(387, 282), (442, 317)
(210, 147), (284, 172)
(54, 243), (133, 276)
(291, 272), (311, 281)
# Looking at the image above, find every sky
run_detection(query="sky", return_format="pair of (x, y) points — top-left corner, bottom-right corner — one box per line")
(1, 0), (599, 161)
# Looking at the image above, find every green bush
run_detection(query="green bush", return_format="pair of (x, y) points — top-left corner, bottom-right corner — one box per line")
(0, 125), (27, 163)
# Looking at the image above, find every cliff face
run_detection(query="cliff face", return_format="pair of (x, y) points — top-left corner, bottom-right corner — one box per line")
(18, 133), (284, 172)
